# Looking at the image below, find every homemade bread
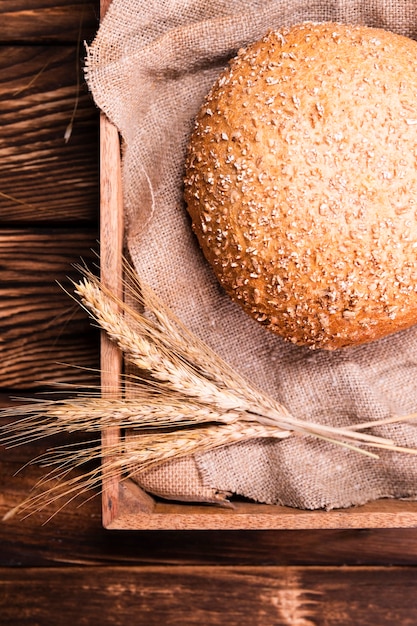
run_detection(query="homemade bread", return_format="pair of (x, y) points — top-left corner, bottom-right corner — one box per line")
(184, 22), (417, 349)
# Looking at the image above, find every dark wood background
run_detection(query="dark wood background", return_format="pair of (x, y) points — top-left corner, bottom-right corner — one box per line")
(1, 3), (417, 624)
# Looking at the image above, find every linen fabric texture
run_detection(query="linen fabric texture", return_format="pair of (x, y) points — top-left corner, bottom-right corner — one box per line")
(86, 0), (417, 510)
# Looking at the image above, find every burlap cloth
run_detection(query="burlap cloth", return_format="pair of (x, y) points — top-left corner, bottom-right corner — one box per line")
(85, 0), (417, 510)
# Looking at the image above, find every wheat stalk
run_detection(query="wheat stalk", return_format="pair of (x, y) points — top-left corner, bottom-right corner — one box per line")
(2, 422), (288, 521)
(2, 261), (417, 520)
(0, 396), (252, 447)
(74, 269), (415, 448)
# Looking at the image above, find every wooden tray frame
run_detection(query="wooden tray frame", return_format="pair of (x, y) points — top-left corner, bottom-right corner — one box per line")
(99, 112), (417, 531)
(98, 0), (417, 528)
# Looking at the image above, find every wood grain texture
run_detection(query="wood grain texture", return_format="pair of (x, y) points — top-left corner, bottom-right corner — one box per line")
(0, 1), (99, 43)
(99, 112), (124, 528)
(1, 5), (417, 624)
(0, 46), (98, 223)
(106, 497), (417, 531)
(1, 565), (417, 625)
(0, 229), (99, 388)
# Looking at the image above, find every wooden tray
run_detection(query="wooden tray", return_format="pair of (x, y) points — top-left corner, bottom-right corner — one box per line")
(99, 111), (417, 531)
(97, 0), (417, 528)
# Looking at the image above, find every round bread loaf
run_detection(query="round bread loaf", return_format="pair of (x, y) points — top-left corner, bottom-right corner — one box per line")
(184, 22), (417, 349)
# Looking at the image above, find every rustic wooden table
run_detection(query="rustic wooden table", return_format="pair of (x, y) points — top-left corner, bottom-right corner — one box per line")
(1, 3), (417, 624)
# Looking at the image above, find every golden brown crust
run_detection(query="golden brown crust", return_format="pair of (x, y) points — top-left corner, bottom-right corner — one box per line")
(184, 22), (417, 349)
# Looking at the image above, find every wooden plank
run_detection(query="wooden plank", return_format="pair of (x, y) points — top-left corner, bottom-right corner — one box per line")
(0, 46), (98, 223)
(0, 565), (417, 625)
(0, 229), (99, 388)
(98, 0), (124, 529)
(105, 498), (417, 531)
(0, 1), (99, 43)
(99, 113), (124, 528)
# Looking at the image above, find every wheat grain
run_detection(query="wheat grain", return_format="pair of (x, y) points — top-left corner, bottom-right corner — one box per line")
(76, 277), (257, 413)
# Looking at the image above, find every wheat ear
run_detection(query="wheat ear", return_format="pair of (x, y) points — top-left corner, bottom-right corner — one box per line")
(74, 269), (416, 449)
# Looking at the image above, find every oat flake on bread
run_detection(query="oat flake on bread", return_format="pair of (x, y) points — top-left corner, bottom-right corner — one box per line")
(184, 21), (417, 350)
